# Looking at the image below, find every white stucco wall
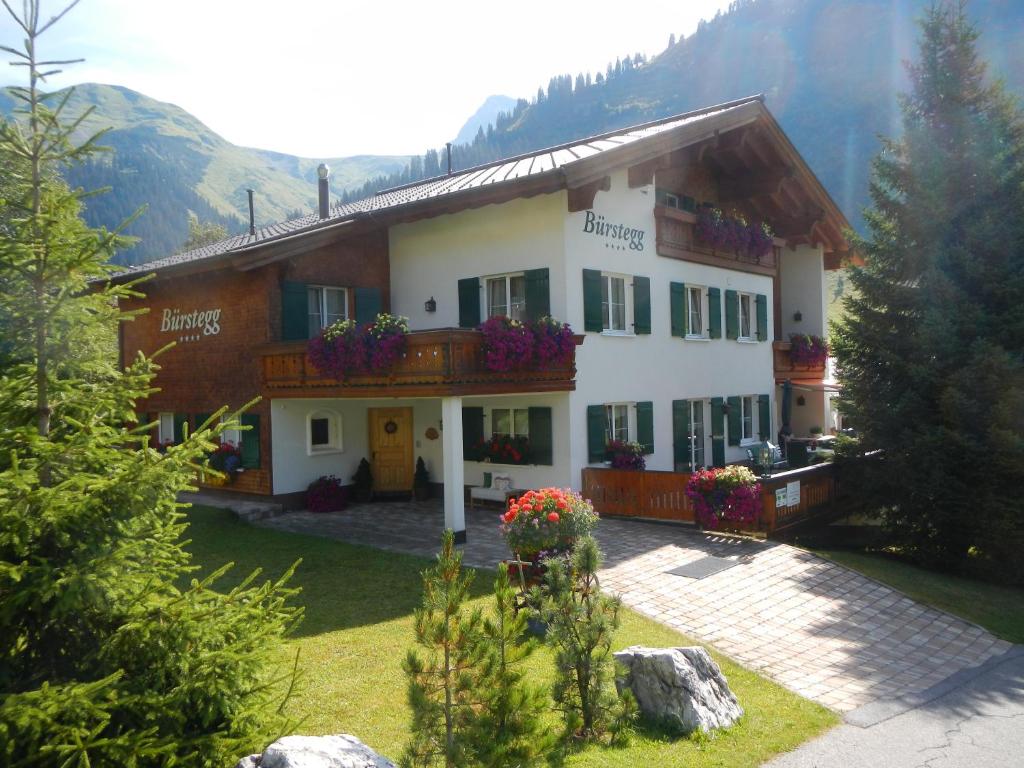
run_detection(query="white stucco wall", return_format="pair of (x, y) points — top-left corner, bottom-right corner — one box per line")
(563, 169), (777, 483)
(388, 193), (567, 330)
(780, 244), (827, 339)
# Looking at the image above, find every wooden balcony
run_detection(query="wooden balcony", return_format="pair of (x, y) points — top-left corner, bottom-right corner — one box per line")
(260, 328), (582, 398)
(654, 205), (780, 276)
(773, 340), (826, 381)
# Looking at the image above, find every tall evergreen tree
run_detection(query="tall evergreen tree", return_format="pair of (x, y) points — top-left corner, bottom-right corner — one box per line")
(832, 0), (1024, 581)
(0, 3), (300, 764)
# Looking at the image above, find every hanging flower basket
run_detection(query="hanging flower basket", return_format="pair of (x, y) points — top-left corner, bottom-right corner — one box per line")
(308, 313), (409, 378)
(696, 206), (775, 261)
(789, 333), (828, 367)
(686, 465), (762, 530)
(531, 316), (576, 367)
(479, 315), (534, 372)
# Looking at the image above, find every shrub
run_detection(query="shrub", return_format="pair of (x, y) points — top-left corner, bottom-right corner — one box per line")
(686, 465), (762, 530)
(479, 315), (534, 372)
(606, 440), (646, 470)
(500, 488), (598, 560)
(306, 475), (349, 513)
(352, 458), (373, 501)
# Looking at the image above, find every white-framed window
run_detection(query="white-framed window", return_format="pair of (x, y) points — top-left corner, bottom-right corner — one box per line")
(689, 399), (706, 469)
(306, 409), (343, 455)
(740, 395), (756, 444)
(605, 403), (631, 444)
(687, 285), (706, 338)
(601, 273), (627, 332)
(308, 286), (348, 337)
(158, 412), (174, 444)
(738, 292), (754, 341)
(486, 273), (526, 321)
(490, 407), (529, 439)
(221, 422), (242, 448)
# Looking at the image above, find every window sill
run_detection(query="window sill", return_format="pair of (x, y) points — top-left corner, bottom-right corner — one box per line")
(600, 330), (636, 338)
(740, 438), (760, 447)
(736, 338), (758, 344)
(684, 335), (711, 342)
(308, 447), (344, 457)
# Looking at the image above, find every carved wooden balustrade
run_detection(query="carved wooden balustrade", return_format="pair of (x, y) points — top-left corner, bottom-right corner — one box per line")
(260, 328), (581, 398)
(654, 205), (780, 275)
(772, 340), (827, 380)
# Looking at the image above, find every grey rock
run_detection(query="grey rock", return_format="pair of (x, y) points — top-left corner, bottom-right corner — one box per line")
(614, 645), (743, 733)
(235, 734), (396, 768)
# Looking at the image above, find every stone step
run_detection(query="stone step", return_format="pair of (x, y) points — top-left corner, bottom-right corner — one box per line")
(180, 491), (284, 523)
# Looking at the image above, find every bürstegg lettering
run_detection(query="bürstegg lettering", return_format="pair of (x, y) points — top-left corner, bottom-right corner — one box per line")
(582, 210), (645, 251)
(160, 307), (222, 336)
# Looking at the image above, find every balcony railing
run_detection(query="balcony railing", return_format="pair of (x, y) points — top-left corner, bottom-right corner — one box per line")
(260, 328), (582, 397)
(654, 205), (779, 274)
(773, 340), (826, 380)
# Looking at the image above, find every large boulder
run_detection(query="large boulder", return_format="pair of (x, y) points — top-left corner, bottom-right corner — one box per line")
(234, 734), (396, 768)
(614, 646), (743, 734)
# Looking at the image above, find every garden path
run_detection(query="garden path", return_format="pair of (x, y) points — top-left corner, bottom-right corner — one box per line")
(231, 497), (1015, 717)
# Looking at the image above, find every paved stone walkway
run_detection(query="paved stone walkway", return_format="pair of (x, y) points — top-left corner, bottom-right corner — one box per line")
(256, 500), (1014, 715)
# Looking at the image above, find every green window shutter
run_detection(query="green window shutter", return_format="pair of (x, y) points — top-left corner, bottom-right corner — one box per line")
(710, 397), (726, 468)
(758, 394), (771, 441)
(582, 269), (603, 332)
(281, 281), (308, 341)
(524, 268), (550, 322)
(462, 407), (484, 460)
(458, 277), (481, 328)
(672, 400), (692, 469)
(528, 407), (553, 465)
(354, 286), (382, 324)
(194, 413), (213, 435)
(636, 401), (654, 455)
(727, 395), (742, 446)
(670, 281), (686, 337)
(725, 289), (739, 340)
(633, 275), (651, 334)
(708, 287), (722, 339)
(586, 404), (608, 463)
(240, 413), (260, 469)
(173, 414), (188, 444)
(756, 293), (768, 341)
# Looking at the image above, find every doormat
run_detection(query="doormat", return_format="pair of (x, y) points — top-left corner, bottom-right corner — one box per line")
(666, 556), (738, 580)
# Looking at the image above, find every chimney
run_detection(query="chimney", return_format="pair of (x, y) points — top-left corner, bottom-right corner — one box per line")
(445, 142), (452, 175)
(247, 189), (256, 236)
(317, 163), (330, 219)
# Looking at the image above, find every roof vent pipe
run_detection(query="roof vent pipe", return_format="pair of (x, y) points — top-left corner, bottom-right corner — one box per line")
(317, 163), (330, 219)
(446, 142), (452, 175)
(246, 189), (256, 236)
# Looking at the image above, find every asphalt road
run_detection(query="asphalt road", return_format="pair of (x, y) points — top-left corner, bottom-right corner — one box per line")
(765, 647), (1024, 768)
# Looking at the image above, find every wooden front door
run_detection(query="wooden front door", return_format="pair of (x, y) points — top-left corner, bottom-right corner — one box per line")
(368, 407), (414, 493)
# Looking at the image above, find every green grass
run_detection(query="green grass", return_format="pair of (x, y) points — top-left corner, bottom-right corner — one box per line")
(808, 549), (1024, 644)
(184, 505), (837, 766)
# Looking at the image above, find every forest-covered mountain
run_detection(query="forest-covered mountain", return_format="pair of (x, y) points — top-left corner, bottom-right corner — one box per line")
(0, 84), (409, 265)
(345, 0), (1024, 238)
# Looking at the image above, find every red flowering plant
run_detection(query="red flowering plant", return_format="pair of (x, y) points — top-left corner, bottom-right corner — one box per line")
(606, 440), (646, 470)
(499, 487), (598, 562)
(475, 434), (530, 465)
(789, 333), (828, 367)
(479, 315), (535, 372)
(308, 319), (367, 379)
(207, 441), (242, 477)
(685, 465), (762, 530)
(364, 312), (409, 370)
(531, 316), (576, 368)
(306, 474), (349, 513)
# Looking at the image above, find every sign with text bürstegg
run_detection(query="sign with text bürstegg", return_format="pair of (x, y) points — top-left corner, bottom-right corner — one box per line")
(159, 306), (222, 343)
(581, 210), (646, 252)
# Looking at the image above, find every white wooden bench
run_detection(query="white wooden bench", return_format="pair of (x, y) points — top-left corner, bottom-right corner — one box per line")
(467, 474), (523, 510)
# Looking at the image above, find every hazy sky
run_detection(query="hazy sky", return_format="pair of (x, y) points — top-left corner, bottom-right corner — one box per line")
(0, 0), (733, 158)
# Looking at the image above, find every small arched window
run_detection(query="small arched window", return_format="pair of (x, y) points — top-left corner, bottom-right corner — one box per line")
(307, 409), (342, 455)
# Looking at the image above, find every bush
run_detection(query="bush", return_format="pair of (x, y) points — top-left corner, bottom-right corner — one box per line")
(686, 466), (762, 530)
(306, 475), (349, 513)
(500, 488), (598, 560)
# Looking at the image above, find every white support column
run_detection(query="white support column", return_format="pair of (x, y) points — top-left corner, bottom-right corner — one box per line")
(440, 395), (466, 543)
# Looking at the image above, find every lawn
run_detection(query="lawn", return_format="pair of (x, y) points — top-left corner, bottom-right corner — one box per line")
(184, 505), (837, 766)
(808, 548), (1024, 644)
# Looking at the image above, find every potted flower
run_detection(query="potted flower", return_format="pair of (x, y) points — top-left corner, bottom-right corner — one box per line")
(499, 487), (598, 568)
(306, 474), (349, 513)
(686, 465), (762, 531)
(606, 440), (646, 470)
(789, 333), (828, 367)
(475, 434), (530, 465)
(413, 456), (431, 501)
(206, 441), (242, 485)
(364, 312), (409, 371)
(308, 319), (366, 379)
(531, 316), (576, 367)
(479, 315), (534, 372)
(352, 458), (373, 503)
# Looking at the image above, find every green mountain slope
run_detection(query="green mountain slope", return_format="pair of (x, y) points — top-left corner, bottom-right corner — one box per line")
(0, 84), (409, 265)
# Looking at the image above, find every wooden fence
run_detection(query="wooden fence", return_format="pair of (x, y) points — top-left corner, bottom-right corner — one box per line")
(581, 462), (838, 536)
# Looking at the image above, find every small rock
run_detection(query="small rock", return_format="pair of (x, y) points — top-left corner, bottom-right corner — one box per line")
(614, 646), (743, 734)
(235, 734), (396, 768)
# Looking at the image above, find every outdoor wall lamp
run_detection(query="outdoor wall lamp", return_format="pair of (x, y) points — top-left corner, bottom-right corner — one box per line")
(797, 395), (806, 406)
(424, 296), (437, 313)
(793, 310), (803, 321)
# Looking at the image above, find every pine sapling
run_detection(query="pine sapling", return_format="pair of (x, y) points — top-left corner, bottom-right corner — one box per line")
(402, 530), (482, 768)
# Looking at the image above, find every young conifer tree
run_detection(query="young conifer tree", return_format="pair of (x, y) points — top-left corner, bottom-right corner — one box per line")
(464, 563), (551, 768)
(402, 530), (482, 768)
(832, 0), (1024, 580)
(0, 3), (301, 764)
(541, 537), (635, 741)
